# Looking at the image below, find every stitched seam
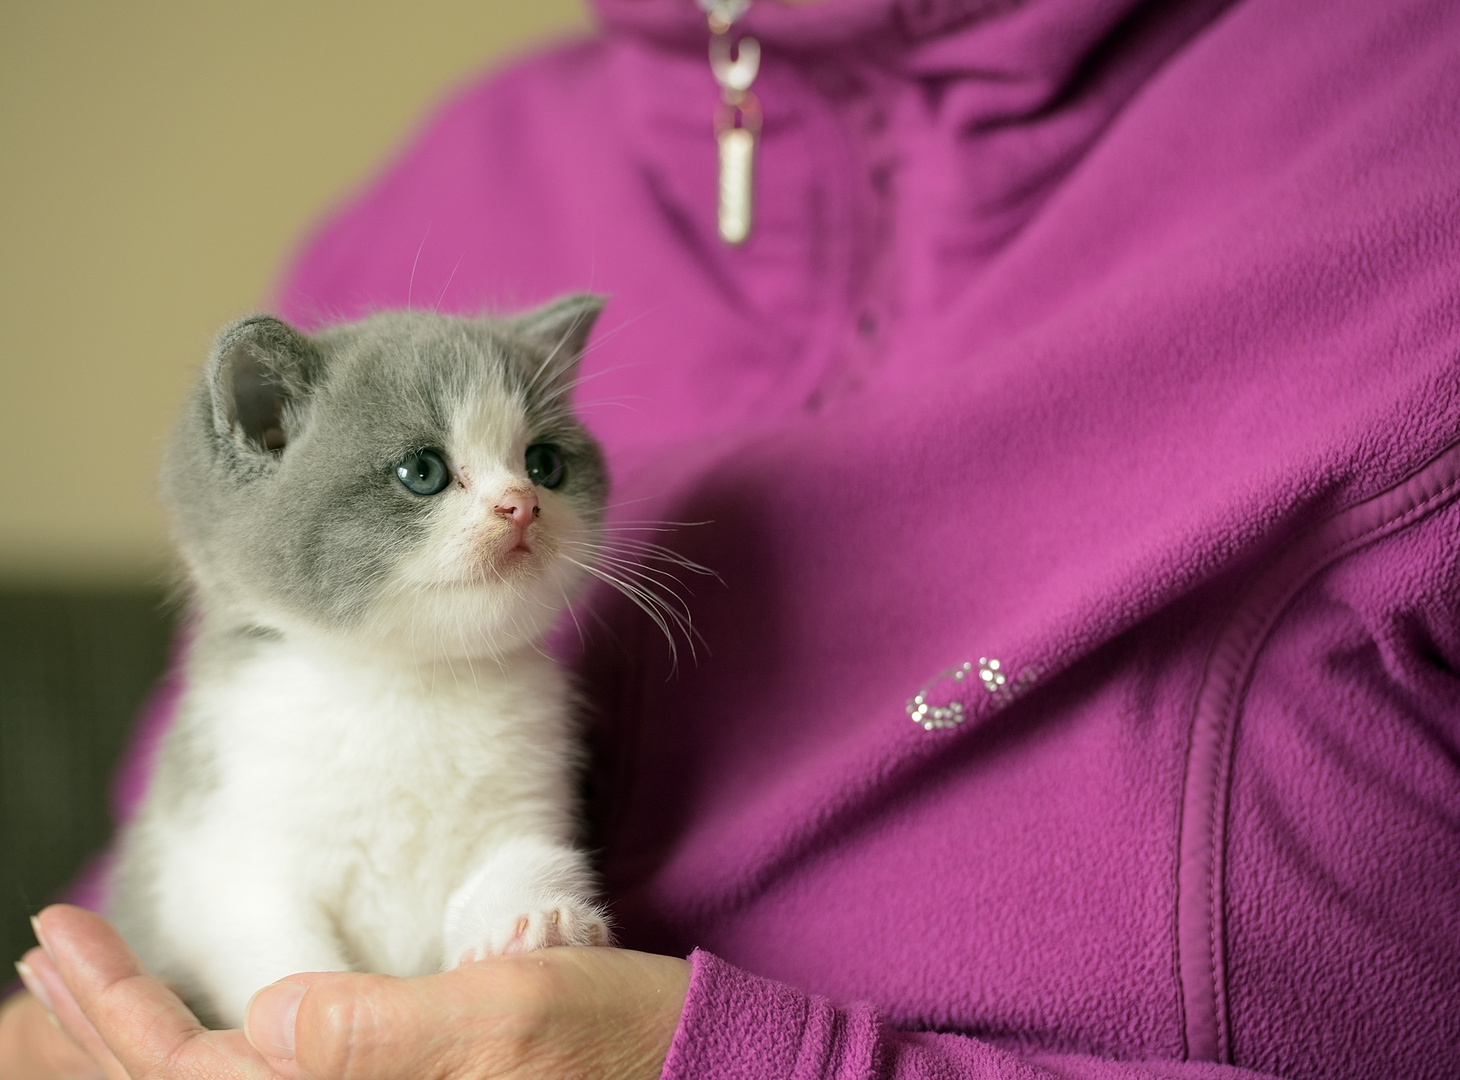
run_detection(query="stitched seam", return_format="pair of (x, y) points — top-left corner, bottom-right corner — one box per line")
(1177, 441), (1460, 1064)
(1208, 466), (1460, 1056)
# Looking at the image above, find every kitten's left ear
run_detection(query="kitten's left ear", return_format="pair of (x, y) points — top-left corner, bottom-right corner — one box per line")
(506, 293), (606, 391)
(207, 315), (323, 457)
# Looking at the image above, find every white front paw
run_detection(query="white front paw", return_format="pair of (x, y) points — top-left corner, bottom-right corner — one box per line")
(446, 900), (611, 966)
(442, 839), (611, 968)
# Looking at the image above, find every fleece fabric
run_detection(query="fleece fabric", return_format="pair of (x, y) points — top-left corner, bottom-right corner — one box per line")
(113, 0), (1460, 1076)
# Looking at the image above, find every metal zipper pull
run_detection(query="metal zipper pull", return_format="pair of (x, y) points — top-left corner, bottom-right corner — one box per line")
(716, 124), (757, 245)
(701, 1), (760, 246)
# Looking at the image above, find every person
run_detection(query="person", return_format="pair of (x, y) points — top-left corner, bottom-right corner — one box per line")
(6, 0), (1460, 1076)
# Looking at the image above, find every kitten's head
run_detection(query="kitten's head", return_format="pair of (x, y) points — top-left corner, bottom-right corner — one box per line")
(164, 296), (608, 659)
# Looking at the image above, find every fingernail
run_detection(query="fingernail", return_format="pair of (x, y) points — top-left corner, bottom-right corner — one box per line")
(30, 915), (53, 958)
(15, 959), (54, 1012)
(246, 980), (306, 1060)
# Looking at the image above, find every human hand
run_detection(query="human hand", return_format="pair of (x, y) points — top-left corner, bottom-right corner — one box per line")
(0, 983), (105, 1080)
(23, 904), (690, 1080)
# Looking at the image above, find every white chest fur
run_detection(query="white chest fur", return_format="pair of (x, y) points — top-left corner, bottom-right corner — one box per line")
(120, 632), (603, 1026)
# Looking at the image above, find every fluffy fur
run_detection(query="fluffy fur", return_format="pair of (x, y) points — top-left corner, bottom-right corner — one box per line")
(111, 297), (613, 1027)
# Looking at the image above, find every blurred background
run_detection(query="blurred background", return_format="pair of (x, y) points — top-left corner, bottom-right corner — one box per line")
(0, 0), (589, 970)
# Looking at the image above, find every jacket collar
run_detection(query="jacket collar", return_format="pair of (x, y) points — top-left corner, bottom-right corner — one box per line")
(590, 0), (1029, 50)
(588, 0), (1180, 94)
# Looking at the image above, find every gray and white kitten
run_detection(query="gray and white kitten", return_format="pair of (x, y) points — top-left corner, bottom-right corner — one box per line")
(111, 297), (612, 1027)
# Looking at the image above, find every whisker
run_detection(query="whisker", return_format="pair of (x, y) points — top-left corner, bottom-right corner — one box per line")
(433, 253), (465, 314)
(601, 517), (714, 528)
(572, 399), (650, 415)
(406, 229), (429, 311)
(529, 305), (661, 405)
(577, 304), (660, 356)
(533, 358), (651, 404)
(524, 307), (592, 396)
(561, 586), (588, 652)
(585, 564), (699, 611)
(589, 539), (719, 578)
(562, 555), (702, 673)
(564, 545), (711, 595)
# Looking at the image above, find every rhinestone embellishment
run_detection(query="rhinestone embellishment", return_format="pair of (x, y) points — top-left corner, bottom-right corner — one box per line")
(906, 656), (1040, 731)
(977, 656), (1006, 692)
(907, 662), (972, 730)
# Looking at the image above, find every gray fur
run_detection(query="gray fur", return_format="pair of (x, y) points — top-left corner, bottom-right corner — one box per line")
(161, 299), (607, 630)
(109, 298), (608, 1018)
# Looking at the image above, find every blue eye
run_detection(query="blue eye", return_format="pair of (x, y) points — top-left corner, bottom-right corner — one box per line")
(395, 449), (450, 496)
(525, 443), (565, 489)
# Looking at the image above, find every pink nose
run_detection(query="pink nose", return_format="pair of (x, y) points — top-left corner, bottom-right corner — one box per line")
(494, 488), (540, 529)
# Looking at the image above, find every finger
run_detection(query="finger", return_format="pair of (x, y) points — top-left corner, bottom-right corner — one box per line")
(271, 949), (688, 1080)
(0, 985), (106, 1080)
(277, 966), (545, 1080)
(35, 904), (277, 1080)
(21, 945), (129, 1080)
(243, 971), (339, 1076)
(253, 971), (467, 1080)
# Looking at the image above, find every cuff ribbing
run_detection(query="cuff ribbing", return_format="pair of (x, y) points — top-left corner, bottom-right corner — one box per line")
(660, 949), (879, 1080)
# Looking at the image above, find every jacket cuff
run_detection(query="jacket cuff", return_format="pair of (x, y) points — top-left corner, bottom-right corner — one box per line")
(660, 948), (879, 1080)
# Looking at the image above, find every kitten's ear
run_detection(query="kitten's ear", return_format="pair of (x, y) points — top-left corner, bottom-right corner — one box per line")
(207, 315), (322, 454)
(506, 293), (605, 390)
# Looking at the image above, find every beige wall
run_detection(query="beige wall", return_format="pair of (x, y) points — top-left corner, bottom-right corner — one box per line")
(0, 1), (591, 585)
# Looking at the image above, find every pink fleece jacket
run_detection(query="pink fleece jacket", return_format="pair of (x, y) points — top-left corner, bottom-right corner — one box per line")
(113, 0), (1460, 1076)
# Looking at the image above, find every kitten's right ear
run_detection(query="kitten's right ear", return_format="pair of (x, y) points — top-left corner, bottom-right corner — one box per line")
(504, 294), (606, 390)
(207, 315), (321, 455)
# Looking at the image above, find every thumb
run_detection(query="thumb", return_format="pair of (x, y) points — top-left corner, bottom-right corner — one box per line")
(246, 969), (494, 1080)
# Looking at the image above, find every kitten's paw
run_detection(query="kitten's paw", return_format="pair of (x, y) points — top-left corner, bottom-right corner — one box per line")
(442, 839), (611, 968)
(450, 902), (612, 966)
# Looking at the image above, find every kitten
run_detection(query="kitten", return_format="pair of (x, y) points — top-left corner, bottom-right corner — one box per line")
(110, 297), (613, 1027)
